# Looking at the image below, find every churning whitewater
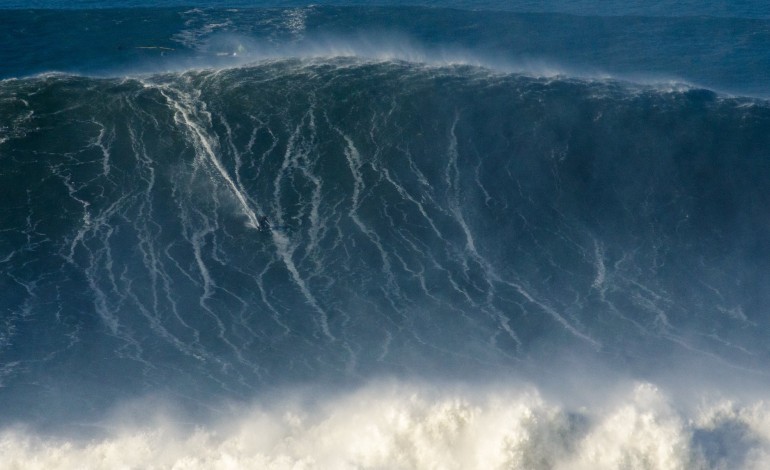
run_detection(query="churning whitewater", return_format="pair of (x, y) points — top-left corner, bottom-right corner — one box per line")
(2, 4), (770, 469)
(4, 382), (770, 469)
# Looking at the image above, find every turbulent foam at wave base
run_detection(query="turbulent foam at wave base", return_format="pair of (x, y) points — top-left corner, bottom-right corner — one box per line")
(2, 382), (769, 470)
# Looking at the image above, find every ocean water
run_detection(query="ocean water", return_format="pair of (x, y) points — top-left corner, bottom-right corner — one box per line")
(2, 2), (770, 469)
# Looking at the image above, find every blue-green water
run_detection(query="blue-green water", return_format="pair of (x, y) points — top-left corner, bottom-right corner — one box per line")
(2, 4), (770, 468)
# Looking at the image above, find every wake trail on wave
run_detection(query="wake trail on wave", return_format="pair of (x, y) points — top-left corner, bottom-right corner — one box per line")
(154, 82), (263, 230)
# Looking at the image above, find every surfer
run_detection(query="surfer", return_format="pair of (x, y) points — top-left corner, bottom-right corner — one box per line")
(258, 216), (271, 231)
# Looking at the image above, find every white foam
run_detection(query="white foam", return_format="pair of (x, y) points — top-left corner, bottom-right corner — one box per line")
(3, 381), (770, 469)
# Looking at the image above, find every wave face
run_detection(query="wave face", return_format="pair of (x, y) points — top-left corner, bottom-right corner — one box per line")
(2, 5), (770, 469)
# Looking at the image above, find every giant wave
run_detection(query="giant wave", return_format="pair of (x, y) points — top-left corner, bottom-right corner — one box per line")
(3, 5), (770, 469)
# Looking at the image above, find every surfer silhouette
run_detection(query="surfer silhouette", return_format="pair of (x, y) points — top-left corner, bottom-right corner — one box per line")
(258, 216), (271, 231)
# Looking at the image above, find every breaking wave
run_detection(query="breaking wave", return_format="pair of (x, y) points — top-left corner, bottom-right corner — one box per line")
(3, 6), (770, 468)
(3, 382), (770, 470)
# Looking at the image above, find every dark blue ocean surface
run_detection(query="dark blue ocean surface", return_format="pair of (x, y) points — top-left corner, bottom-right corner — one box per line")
(2, 0), (769, 18)
(2, 3), (770, 468)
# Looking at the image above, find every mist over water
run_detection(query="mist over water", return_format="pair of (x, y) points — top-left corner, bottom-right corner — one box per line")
(2, 4), (770, 469)
(3, 6), (770, 96)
